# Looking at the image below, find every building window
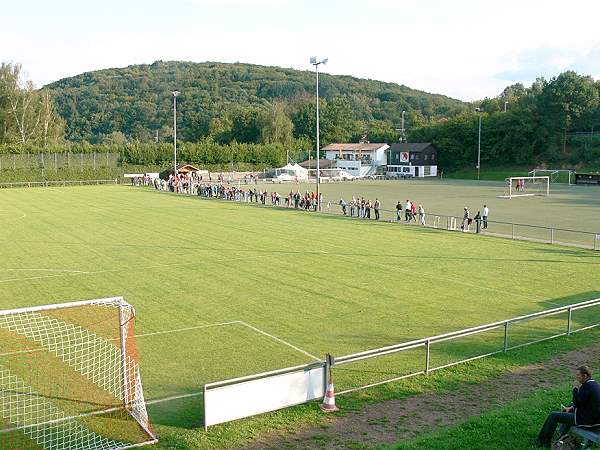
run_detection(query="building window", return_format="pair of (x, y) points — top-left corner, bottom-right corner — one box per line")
(424, 154), (428, 161)
(410, 154), (415, 160)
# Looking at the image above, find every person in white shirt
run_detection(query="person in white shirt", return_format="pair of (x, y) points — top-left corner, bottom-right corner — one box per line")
(405, 200), (412, 221)
(418, 204), (425, 226)
(482, 204), (489, 229)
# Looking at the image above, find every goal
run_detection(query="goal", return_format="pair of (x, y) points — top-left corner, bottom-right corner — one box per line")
(0, 297), (157, 450)
(529, 168), (574, 185)
(498, 176), (550, 199)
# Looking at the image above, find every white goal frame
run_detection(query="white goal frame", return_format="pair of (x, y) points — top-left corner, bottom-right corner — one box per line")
(498, 176), (550, 199)
(0, 296), (158, 450)
(529, 168), (574, 185)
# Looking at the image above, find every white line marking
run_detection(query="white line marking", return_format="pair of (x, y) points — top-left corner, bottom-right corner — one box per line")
(237, 321), (320, 361)
(145, 391), (204, 405)
(0, 254), (271, 284)
(136, 321), (241, 338)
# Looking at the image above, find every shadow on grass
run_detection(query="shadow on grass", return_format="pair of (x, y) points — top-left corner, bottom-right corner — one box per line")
(147, 394), (204, 429)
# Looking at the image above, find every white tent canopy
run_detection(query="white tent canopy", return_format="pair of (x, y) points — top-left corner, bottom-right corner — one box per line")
(277, 163), (309, 180)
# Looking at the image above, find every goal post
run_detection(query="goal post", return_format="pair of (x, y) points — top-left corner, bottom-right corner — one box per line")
(529, 168), (574, 184)
(498, 176), (550, 199)
(0, 297), (157, 450)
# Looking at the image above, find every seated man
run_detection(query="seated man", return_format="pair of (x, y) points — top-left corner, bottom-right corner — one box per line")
(536, 365), (600, 447)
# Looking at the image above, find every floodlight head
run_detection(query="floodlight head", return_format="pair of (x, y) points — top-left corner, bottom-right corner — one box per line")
(475, 107), (481, 112)
(172, 90), (180, 97)
(310, 56), (317, 64)
(322, 58), (328, 65)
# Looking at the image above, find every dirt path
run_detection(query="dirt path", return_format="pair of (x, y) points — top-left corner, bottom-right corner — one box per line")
(243, 344), (600, 450)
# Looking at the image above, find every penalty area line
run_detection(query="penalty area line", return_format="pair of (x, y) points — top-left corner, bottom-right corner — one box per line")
(237, 320), (320, 361)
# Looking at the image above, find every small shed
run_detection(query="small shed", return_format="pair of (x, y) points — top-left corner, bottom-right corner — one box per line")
(160, 163), (202, 179)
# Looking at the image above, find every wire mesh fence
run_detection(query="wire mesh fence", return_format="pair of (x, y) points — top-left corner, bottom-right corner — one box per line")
(0, 152), (120, 172)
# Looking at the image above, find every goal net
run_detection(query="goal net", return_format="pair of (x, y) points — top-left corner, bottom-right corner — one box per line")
(529, 168), (573, 184)
(0, 297), (157, 450)
(498, 176), (550, 199)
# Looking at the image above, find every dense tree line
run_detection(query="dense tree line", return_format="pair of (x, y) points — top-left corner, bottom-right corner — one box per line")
(410, 71), (600, 169)
(2, 60), (600, 173)
(45, 61), (465, 145)
(0, 140), (311, 169)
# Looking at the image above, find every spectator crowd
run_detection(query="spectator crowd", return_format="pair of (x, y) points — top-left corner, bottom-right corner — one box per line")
(142, 172), (490, 232)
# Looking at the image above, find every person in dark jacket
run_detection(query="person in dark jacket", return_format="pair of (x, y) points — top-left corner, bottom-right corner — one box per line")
(536, 365), (600, 447)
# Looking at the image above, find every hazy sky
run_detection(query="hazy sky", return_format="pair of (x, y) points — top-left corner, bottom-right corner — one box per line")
(3, 0), (600, 101)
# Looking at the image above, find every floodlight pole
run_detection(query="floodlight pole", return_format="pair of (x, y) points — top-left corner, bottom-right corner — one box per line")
(172, 91), (180, 177)
(311, 57), (327, 211)
(504, 101), (508, 113)
(476, 108), (482, 180)
(401, 110), (406, 142)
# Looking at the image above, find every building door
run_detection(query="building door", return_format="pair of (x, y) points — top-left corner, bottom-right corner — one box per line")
(415, 167), (420, 177)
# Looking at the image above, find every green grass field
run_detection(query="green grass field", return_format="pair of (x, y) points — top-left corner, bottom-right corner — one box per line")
(0, 183), (599, 449)
(253, 178), (600, 232)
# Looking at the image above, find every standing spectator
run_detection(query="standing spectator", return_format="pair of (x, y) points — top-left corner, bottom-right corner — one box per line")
(474, 211), (482, 233)
(411, 201), (417, 222)
(462, 207), (471, 232)
(482, 204), (489, 229)
(365, 200), (371, 219)
(374, 198), (381, 220)
(396, 201), (403, 222)
(418, 204), (425, 226)
(350, 197), (356, 217)
(405, 200), (412, 221)
(339, 198), (347, 215)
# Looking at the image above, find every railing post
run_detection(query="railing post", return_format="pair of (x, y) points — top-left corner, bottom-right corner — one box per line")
(425, 339), (431, 375)
(503, 322), (509, 352)
(551, 228), (554, 244)
(595, 234), (598, 251)
(511, 223), (515, 239)
(567, 307), (572, 336)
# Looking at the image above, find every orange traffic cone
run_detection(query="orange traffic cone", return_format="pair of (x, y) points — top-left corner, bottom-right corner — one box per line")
(320, 382), (338, 412)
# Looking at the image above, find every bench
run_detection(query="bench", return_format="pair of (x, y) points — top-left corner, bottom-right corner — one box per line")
(571, 426), (600, 448)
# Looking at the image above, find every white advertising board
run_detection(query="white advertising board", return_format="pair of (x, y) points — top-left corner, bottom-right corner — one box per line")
(204, 365), (325, 428)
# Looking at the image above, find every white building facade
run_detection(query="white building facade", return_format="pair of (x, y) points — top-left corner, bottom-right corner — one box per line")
(322, 143), (390, 178)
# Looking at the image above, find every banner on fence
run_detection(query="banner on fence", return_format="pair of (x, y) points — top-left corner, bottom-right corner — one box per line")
(204, 364), (325, 429)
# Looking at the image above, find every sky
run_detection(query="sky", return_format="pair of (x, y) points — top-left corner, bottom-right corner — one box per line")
(3, 0), (600, 101)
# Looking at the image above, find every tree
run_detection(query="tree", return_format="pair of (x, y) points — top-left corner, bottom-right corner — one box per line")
(0, 62), (64, 146)
(260, 101), (294, 145)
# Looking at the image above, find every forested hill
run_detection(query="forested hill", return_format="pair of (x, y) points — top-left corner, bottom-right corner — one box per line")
(45, 61), (466, 144)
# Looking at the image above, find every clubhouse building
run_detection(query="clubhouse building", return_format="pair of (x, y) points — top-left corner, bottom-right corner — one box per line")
(385, 143), (438, 178)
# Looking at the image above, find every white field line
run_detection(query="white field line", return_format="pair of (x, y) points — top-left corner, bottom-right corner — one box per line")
(145, 391), (204, 405)
(138, 320), (319, 406)
(0, 254), (271, 284)
(135, 321), (241, 338)
(237, 321), (320, 361)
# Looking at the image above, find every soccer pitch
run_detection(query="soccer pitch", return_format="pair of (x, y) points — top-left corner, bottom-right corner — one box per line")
(1, 184), (599, 446)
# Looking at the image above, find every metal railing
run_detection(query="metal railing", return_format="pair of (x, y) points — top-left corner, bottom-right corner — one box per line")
(0, 179), (118, 189)
(146, 185), (600, 250)
(333, 298), (600, 395)
(201, 297), (600, 428)
(322, 204), (600, 251)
